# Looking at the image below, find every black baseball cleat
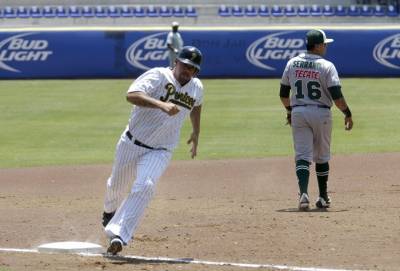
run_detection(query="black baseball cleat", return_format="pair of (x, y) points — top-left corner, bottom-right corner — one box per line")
(102, 211), (115, 227)
(107, 236), (123, 255)
(316, 196), (331, 208)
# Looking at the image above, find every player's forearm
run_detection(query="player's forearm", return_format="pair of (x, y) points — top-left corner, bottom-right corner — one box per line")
(280, 97), (291, 109)
(190, 106), (202, 135)
(126, 92), (164, 109)
(334, 97), (352, 119)
(333, 97), (350, 111)
(279, 84), (291, 109)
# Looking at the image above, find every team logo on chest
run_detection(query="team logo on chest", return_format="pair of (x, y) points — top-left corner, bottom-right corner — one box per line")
(160, 83), (195, 110)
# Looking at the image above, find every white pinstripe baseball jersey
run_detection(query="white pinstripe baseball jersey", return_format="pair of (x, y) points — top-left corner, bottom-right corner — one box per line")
(127, 67), (203, 150)
(104, 66), (204, 245)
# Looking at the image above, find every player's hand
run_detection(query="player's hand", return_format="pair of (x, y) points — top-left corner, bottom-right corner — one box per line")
(162, 102), (180, 116)
(345, 116), (353, 131)
(286, 112), (292, 126)
(187, 132), (198, 159)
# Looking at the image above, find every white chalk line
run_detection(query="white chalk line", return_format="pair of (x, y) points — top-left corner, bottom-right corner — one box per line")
(0, 247), (372, 271)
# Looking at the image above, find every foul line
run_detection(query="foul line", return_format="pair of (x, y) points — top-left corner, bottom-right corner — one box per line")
(0, 247), (372, 271)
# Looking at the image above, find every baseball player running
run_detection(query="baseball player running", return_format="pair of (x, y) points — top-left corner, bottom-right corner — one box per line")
(102, 46), (203, 255)
(279, 29), (353, 210)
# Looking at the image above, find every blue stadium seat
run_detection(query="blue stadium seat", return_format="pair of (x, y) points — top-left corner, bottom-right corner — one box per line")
(55, 6), (67, 18)
(30, 6), (42, 18)
(173, 6), (184, 17)
(185, 5), (197, 17)
(134, 6), (145, 17)
(245, 5), (257, 16)
(297, 5), (310, 16)
(232, 5), (244, 16)
(271, 5), (284, 17)
(258, 5), (269, 16)
(4, 6), (16, 18)
(348, 5), (361, 16)
(43, 6), (56, 18)
(387, 4), (398, 17)
(334, 5), (347, 16)
(146, 5), (159, 17)
(160, 6), (172, 17)
(310, 5), (322, 16)
(284, 5), (297, 16)
(322, 5), (334, 16)
(95, 6), (108, 17)
(69, 6), (82, 18)
(360, 5), (373, 16)
(373, 5), (385, 16)
(121, 6), (133, 17)
(106, 5), (120, 18)
(17, 6), (29, 18)
(82, 6), (95, 17)
(218, 5), (231, 17)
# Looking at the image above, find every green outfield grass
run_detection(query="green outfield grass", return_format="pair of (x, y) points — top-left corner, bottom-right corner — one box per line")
(0, 78), (399, 168)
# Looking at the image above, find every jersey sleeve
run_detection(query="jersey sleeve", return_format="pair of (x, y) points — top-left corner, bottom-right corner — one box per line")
(194, 79), (204, 107)
(280, 61), (291, 86)
(127, 68), (162, 96)
(326, 63), (341, 88)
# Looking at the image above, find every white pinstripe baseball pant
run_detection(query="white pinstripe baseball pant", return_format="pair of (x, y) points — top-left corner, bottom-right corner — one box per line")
(104, 131), (172, 244)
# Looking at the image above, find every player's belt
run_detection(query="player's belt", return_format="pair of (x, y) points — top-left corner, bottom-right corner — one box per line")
(293, 104), (330, 109)
(125, 130), (167, 151)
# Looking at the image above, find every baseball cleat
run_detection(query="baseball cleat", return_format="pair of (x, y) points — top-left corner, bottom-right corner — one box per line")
(298, 193), (310, 211)
(316, 196), (331, 208)
(107, 236), (123, 255)
(102, 211), (115, 227)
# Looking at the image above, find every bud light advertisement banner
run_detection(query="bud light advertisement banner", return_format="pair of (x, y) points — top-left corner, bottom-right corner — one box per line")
(0, 29), (399, 79)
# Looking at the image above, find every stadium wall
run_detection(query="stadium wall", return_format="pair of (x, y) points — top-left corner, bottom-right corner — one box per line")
(0, 27), (399, 79)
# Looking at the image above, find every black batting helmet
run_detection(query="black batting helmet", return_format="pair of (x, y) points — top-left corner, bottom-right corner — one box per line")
(177, 46), (202, 71)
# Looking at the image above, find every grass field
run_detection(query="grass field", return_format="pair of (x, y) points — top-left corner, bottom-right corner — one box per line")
(0, 78), (399, 168)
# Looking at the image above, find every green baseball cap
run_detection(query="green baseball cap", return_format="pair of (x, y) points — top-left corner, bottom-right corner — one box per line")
(306, 29), (334, 46)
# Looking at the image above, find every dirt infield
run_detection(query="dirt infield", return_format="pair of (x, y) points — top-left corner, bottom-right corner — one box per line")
(0, 153), (399, 271)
